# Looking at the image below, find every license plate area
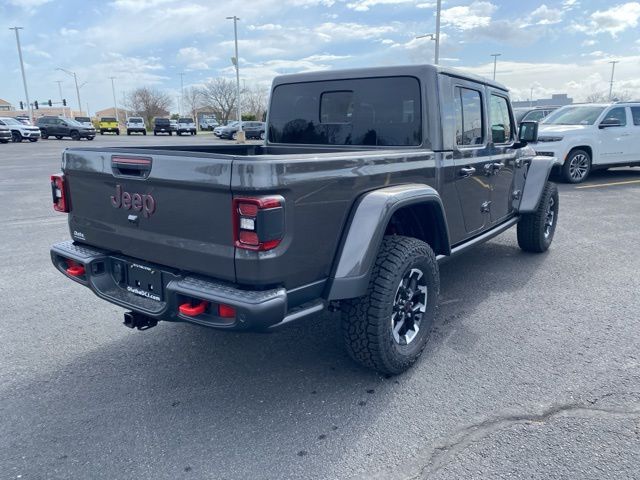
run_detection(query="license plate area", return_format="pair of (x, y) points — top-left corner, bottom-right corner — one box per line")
(126, 262), (163, 301)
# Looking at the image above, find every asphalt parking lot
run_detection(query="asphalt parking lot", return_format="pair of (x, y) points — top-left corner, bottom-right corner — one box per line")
(1, 136), (639, 480)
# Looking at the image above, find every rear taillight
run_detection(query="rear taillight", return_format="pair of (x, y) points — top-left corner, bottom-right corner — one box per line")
(51, 173), (68, 213)
(233, 196), (284, 251)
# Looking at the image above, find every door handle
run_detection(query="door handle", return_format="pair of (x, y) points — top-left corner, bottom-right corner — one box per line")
(459, 167), (476, 177)
(492, 162), (505, 171)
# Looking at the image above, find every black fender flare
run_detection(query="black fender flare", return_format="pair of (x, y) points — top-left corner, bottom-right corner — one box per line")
(326, 184), (450, 300)
(518, 157), (556, 213)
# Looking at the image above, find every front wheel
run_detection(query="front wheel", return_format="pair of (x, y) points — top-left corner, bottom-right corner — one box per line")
(87, 136), (94, 141)
(143, 131), (147, 135)
(11, 131), (22, 142)
(29, 138), (38, 142)
(517, 182), (559, 253)
(562, 149), (591, 183)
(116, 129), (120, 135)
(70, 131), (80, 141)
(341, 236), (439, 375)
(260, 132), (265, 140)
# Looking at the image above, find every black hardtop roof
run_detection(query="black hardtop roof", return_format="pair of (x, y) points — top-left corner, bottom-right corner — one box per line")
(272, 64), (508, 92)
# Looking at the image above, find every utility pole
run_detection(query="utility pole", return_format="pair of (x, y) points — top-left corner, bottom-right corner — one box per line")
(414, 33), (436, 63)
(55, 80), (66, 116)
(490, 53), (502, 80)
(10, 27), (32, 121)
(608, 60), (619, 100)
(57, 68), (82, 115)
(227, 15), (244, 143)
(434, 0), (441, 65)
(109, 76), (119, 122)
(530, 86), (534, 107)
(179, 72), (185, 117)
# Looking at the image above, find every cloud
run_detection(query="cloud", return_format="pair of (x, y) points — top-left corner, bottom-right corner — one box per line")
(441, 1), (497, 30)
(573, 2), (640, 36)
(346, 0), (423, 11)
(529, 4), (564, 25)
(59, 28), (79, 36)
(314, 22), (397, 40)
(177, 47), (218, 70)
(581, 39), (597, 46)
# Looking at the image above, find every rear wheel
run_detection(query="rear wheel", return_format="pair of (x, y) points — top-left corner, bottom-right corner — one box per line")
(562, 149), (591, 183)
(260, 132), (265, 140)
(127, 130), (131, 136)
(116, 129), (120, 135)
(143, 131), (147, 136)
(341, 236), (439, 375)
(40, 129), (49, 139)
(517, 182), (559, 253)
(11, 131), (22, 142)
(232, 132), (238, 140)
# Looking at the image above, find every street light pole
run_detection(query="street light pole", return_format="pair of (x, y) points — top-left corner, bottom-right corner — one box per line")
(227, 15), (244, 143)
(109, 76), (119, 122)
(434, 0), (441, 65)
(490, 53), (502, 80)
(179, 72), (185, 117)
(10, 27), (32, 121)
(608, 60), (619, 100)
(57, 68), (82, 115)
(55, 80), (66, 116)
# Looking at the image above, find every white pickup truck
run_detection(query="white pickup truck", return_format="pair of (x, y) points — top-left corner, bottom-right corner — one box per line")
(531, 102), (640, 183)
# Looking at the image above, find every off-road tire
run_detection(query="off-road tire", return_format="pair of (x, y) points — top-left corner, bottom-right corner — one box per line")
(562, 149), (591, 183)
(341, 235), (439, 375)
(517, 182), (559, 253)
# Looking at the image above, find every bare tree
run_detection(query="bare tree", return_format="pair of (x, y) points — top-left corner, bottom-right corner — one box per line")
(585, 90), (634, 103)
(200, 78), (238, 124)
(182, 86), (203, 122)
(124, 87), (173, 126)
(242, 85), (269, 121)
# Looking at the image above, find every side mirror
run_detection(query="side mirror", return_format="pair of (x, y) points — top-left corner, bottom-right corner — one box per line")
(599, 117), (623, 129)
(517, 121), (538, 146)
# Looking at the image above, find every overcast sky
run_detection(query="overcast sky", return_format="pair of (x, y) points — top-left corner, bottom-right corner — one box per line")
(1, 0), (639, 114)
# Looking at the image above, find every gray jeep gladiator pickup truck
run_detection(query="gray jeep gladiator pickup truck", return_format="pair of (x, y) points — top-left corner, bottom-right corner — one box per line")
(50, 65), (558, 374)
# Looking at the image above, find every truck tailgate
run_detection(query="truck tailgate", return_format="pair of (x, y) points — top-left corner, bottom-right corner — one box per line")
(63, 149), (235, 282)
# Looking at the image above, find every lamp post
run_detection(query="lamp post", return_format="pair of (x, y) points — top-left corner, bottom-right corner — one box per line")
(434, 0), (441, 65)
(608, 60), (619, 100)
(227, 15), (244, 143)
(179, 72), (185, 117)
(109, 77), (119, 122)
(56, 68), (82, 114)
(490, 53), (501, 80)
(10, 27), (32, 121)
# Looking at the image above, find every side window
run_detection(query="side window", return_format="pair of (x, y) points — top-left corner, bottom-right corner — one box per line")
(0, 120), (5, 125)
(604, 107), (627, 126)
(523, 110), (546, 122)
(490, 95), (514, 144)
(454, 87), (484, 146)
(631, 107), (640, 126)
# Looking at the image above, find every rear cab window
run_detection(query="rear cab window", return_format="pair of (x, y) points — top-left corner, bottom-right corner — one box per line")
(453, 87), (484, 146)
(268, 76), (422, 146)
(631, 107), (640, 126)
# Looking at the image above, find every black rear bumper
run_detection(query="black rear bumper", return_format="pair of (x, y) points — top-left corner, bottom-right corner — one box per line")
(51, 241), (324, 330)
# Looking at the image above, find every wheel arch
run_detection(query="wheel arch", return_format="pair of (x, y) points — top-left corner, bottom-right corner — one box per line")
(326, 184), (450, 300)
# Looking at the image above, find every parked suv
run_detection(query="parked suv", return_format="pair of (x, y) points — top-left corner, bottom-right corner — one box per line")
(0, 116), (41, 142)
(532, 102), (640, 183)
(49, 64), (557, 375)
(37, 116), (96, 140)
(74, 116), (93, 128)
(243, 121), (266, 140)
(177, 118), (197, 135)
(0, 124), (10, 143)
(99, 117), (120, 135)
(126, 117), (146, 135)
(514, 106), (558, 125)
(153, 118), (172, 135)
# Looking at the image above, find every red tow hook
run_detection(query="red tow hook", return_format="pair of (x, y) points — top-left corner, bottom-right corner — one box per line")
(179, 300), (209, 317)
(66, 261), (85, 277)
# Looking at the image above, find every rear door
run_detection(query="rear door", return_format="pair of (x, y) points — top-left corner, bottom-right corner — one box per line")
(598, 107), (635, 164)
(64, 149), (236, 281)
(487, 91), (518, 223)
(451, 83), (493, 235)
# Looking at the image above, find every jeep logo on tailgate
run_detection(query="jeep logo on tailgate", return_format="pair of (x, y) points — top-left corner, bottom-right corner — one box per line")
(110, 184), (156, 217)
